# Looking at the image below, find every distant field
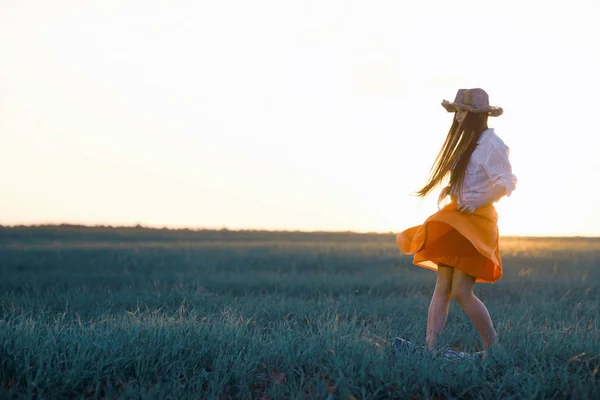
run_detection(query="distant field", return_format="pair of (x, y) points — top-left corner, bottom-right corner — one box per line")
(1, 227), (599, 399)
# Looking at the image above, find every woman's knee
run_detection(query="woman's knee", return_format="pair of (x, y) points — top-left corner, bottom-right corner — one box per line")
(451, 286), (473, 305)
(434, 264), (454, 297)
(434, 275), (452, 297)
(434, 284), (452, 300)
(451, 271), (476, 305)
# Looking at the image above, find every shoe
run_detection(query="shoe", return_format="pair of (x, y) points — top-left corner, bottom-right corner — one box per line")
(392, 337), (423, 353)
(441, 349), (485, 361)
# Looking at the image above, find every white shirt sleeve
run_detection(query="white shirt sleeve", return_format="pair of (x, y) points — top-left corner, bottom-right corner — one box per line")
(483, 143), (517, 197)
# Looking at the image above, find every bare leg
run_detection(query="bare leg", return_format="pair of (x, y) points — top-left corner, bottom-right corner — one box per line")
(426, 264), (454, 351)
(451, 269), (497, 349)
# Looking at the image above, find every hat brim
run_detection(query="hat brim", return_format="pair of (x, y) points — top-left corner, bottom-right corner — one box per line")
(441, 100), (503, 117)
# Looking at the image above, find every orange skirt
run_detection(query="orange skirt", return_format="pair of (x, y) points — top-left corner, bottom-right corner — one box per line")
(396, 201), (502, 283)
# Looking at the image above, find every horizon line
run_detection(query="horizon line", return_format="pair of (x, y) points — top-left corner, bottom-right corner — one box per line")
(1, 223), (599, 239)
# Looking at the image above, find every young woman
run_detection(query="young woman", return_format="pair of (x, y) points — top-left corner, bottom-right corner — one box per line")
(394, 88), (517, 359)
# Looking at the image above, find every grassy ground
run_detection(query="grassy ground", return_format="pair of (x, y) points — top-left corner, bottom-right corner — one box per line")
(1, 226), (599, 399)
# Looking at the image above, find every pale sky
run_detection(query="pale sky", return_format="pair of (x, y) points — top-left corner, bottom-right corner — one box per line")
(1, 0), (599, 236)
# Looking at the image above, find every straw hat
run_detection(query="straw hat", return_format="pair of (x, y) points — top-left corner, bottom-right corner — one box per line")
(441, 88), (503, 117)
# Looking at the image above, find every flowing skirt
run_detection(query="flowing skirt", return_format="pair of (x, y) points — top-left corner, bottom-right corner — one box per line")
(396, 201), (502, 283)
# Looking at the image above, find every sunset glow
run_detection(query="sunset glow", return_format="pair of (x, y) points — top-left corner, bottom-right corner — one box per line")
(1, 0), (598, 236)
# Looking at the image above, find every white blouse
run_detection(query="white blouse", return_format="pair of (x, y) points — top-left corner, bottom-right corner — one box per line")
(452, 128), (517, 206)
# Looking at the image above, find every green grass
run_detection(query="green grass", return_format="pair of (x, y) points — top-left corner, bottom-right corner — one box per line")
(1, 226), (599, 399)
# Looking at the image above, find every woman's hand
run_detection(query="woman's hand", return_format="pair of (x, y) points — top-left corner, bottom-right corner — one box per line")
(458, 185), (508, 214)
(458, 201), (480, 214)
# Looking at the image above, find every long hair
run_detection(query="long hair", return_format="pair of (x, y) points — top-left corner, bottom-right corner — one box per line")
(416, 111), (489, 202)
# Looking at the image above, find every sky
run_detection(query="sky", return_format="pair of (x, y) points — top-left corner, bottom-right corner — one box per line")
(1, 0), (599, 236)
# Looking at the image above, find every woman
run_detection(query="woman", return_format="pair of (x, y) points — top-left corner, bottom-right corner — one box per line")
(394, 88), (517, 359)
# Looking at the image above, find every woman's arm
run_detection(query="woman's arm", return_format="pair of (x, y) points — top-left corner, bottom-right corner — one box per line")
(457, 185), (507, 213)
(482, 143), (517, 199)
(476, 184), (507, 207)
(458, 139), (516, 213)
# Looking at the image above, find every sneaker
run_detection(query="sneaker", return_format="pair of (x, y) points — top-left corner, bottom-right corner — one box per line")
(392, 337), (422, 353)
(441, 349), (485, 361)
(473, 351), (486, 359)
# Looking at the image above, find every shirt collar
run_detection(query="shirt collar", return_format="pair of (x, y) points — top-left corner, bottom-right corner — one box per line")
(477, 128), (494, 144)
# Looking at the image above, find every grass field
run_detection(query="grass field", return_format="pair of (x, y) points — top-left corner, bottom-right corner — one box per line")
(1, 226), (599, 399)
